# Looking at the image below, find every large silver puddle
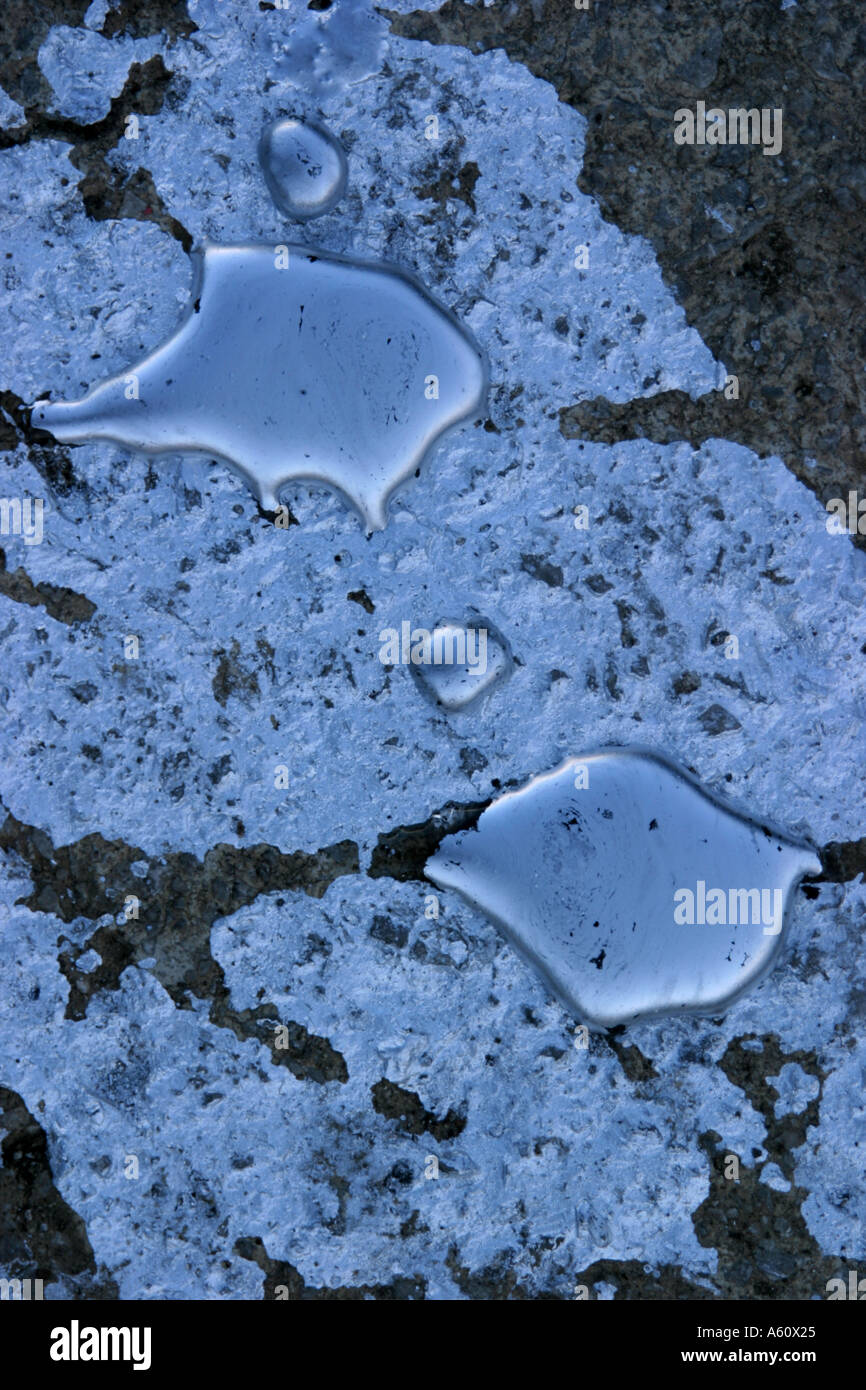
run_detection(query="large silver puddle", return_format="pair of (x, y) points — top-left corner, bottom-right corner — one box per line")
(32, 242), (486, 531)
(425, 748), (820, 1028)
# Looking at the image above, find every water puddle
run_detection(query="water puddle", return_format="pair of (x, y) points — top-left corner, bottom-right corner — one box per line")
(259, 116), (348, 221)
(425, 748), (820, 1028)
(32, 242), (486, 531)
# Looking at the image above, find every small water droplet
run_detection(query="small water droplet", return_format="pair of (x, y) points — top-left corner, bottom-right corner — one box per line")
(409, 616), (511, 710)
(32, 242), (487, 532)
(260, 116), (348, 221)
(425, 748), (820, 1028)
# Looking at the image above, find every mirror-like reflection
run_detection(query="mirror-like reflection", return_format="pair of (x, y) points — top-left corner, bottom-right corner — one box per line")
(32, 243), (487, 531)
(426, 748), (820, 1028)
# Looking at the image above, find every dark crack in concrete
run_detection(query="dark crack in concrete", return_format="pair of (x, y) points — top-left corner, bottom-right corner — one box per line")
(0, 55), (193, 254)
(371, 1078), (466, 1141)
(0, 1084), (118, 1298)
(215, 1008), (348, 1085)
(101, 0), (197, 43)
(561, 387), (779, 461)
(717, 1033), (824, 1183)
(685, 1033), (844, 1298)
(370, 786), (866, 907)
(818, 837), (866, 884)
(577, 1033), (844, 1300)
(235, 1234), (426, 1299)
(0, 0), (195, 109)
(346, 587), (375, 614)
(0, 545), (96, 624)
(414, 153), (481, 217)
(388, 0), (866, 533)
(572, 1257), (711, 1301)
(212, 639), (261, 707)
(562, 1031), (849, 1300)
(0, 0), (89, 109)
(0, 388), (85, 499)
(445, 1243), (563, 1300)
(0, 805), (357, 1082)
(604, 1027), (659, 1083)
(521, 553), (564, 589)
(368, 798), (490, 882)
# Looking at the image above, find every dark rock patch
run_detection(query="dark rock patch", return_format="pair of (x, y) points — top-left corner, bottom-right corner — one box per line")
(0, 1084), (118, 1298)
(371, 1078), (466, 1141)
(388, 0), (866, 539)
(0, 546), (96, 624)
(235, 1234), (425, 1299)
(0, 804), (357, 1081)
(368, 798), (490, 882)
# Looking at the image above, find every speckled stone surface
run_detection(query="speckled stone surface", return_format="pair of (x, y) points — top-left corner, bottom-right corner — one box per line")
(0, 0), (863, 1300)
(389, 0), (866, 542)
